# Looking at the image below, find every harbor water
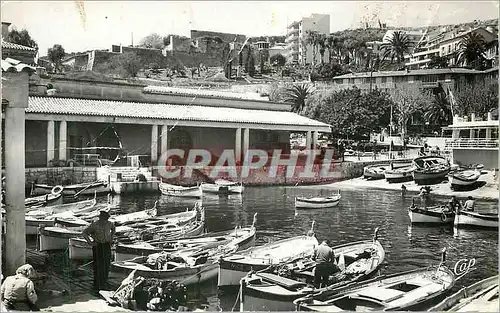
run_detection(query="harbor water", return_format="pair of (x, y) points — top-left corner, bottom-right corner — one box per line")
(54, 186), (500, 310)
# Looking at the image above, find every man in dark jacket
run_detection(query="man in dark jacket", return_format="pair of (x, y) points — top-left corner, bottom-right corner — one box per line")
(312, 240), (340, 288)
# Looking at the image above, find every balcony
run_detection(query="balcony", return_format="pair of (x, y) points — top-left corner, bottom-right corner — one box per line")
(445, 138), (499, 149)
(285, 34), (298, 43)
(287, 28), (299, 36)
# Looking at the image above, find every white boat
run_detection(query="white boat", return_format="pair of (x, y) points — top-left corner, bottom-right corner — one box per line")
(384, 166), (415, 183)
(448, 170), (481, 189)
(240, 229), (385, 312)
(412, 156), (450, 185)
(110, 241), (239, 286)
(363, 164), (389, 180)
(408, 205), (455, 224)
(295, 192), (341, 209)
(454, 210), (498, 229)
(31, 181), (110, 197)
(159, 182), (202, 198)
(295, 250), (455, 311)
(25, 192), (63, 208)
(200, 179), (244, 194)
(38, 225), (86, 251)
(114, 214), (258, 262)
(218, 222), (319, 287)
(427, 275), (499, 312)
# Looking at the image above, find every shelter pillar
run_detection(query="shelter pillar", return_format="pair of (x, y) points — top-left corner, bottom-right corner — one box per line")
(306, 131), (312, 150)
(47, 120), (55, 166)
(485, 128), (491, 140)
(59, 120), (67, 161)
(2, 71), (30, 275)
(242, 128), (249, 160)
(151, 125), (158, 165)
(312, 131), (319, 150)
(160, 125), (169, 155)
(235, 128), (242, 163)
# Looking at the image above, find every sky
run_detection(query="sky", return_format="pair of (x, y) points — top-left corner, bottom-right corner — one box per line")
(2, 1), (499, 56)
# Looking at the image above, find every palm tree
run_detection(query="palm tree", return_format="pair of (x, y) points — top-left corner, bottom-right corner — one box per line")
(381, 31), (412, 65)
(317, 34), (327, 64)
(306, 30), (319, 65)
(282, 83), (315, 113)
(457, 32), (486, 69)
(424, 90), (453, 127)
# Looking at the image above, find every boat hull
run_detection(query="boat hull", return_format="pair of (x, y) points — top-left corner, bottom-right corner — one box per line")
(408, 206), (455, 224)
(454, 211), (498, 228)
(295, 196), (341, 209)
(39, 227), (83, 251)
(448, 170), (481, 190)
(26, 218), (56, 235)
(384, 168), (414, 183)
(31, 183), (110, 196)
(68, 237), (93, 260)
(200, 183), (244, 194)
(413, 168), (450, 184)
(159, 183), (202, 198)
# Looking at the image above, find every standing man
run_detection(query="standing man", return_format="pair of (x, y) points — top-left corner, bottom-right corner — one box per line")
(312, 240), (340, 288)
(464, 196), (475, 212)
(82, 210), (116, 293)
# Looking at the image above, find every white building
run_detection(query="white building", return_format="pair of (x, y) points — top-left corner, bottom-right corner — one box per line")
(285, 13), (330, 65)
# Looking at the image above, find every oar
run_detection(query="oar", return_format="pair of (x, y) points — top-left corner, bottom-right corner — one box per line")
(73, 181), (101, 199)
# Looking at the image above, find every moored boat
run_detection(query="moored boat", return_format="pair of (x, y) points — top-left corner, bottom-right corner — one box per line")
(200, 179), (244, 194)
(427, 275), (499, 312)
(25, 192), (63, 208)
(384, 166), (415, 183)
(448, 170), (481, 190)
(412, 156), (450, 185)
(31, 181), (110, 197)
(295, 192), (341, 209)
(454, 210), (498, 229)
(294, 249), (455, 311)
(159, 182), (202, 198)
(240, 229), (385, 312)
(363, 164), (390, 180)
(218, 222), (319, 288)
(408, 205), (455, 224)
(38, 225), (86, 251)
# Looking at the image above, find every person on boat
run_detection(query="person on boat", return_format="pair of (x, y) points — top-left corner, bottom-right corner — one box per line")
(401, 184), (407, 197)
(1, 264), (39, 311)
(464, 196), (475, 212)
(82, 209), (116, 293)
(135, 170), (148, 182)
(312, 240), (340, 288)
(448, 196), (461, 212)
(419, 188), (428, 209)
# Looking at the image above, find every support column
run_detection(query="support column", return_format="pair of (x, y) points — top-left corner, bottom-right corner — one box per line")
(5, 106), (26, 275)
(151, 125), (158, 165)
(306, 131), (312, 150)
(469, 129), (474, 139)
(59, 120), (67, 161)
(47, 120), (55, 166)
(242, 128), (249, 160)
(235, 128), (242, 163)
(160, 125), (169, 155)
(486, 128), (492, 140)
(312, 131), (318, 150)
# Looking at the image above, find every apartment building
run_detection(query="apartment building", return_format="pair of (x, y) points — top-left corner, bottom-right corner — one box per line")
(285, 13), (330, 65)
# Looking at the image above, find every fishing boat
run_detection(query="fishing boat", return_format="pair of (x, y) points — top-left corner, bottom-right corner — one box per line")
(363, 164), (390, 180)
(38, 225), (87, 251)
(26, 193), (97, 214)
(240, 229), (385, 312)
(408, 204), (455, 224)
(427, 275), (499, 312)
(448, 170), (481, 190)
(114, 214), (258, 262)
(218, 222), (319, 288)
(412, 156), (450, 185)
(384, 166), (415, 183)
(25, 192), (63, 208)
(110, 240), (239, 286)
(454, 210), (498, 229)
(30, 181), (110, 197)
(159, 182), (202, 198)
(200, 179), (244, 194)
(295, 192), (341, 209)
(294, 249), (455, 311)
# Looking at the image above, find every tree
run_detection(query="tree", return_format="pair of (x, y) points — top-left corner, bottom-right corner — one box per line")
(270, 54), (286, 67)
(47, 44), (66, 73)
(139, 33), (164, 49)
(113, 52), (143, 78)
(424, 88), (453, 128)
(381, 31), (412, 65)
(8, 29), (38, 49)
(304, 88), (392, 139)
(454, 77), (498, 117)
(457, 32), (486, 69)
(282, 83), (315, 113)
(305, 30), (320, 65)
(428, 55), (449, 69)
(246, 45), (255, 77)
(389, 84), (434, 139)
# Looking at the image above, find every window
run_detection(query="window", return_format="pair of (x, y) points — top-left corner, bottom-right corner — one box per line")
(349, 78), (355, 84)
(438, 74), (446, 81)
(422, 75), (437, 83)
(381, 77), (387, 83)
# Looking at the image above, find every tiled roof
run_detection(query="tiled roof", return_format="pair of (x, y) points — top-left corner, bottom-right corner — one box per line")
(1, 58), (36, 73)
(144, 85), (270, 101)
(332, 68), (489, 79)
(1, 40), (37, 52)
(27, 96), (332, 130)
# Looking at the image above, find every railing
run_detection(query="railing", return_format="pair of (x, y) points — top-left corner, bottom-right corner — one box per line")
(445, 138), (499, 148)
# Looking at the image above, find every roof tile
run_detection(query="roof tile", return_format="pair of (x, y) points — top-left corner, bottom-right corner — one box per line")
(144, 85), (269, 101)
(1, 40), (37, 52)
(27, 96), (331, 130)
(1, 58), (36, 73)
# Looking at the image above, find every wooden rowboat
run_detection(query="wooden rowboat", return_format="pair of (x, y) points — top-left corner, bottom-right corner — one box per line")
(200, 179), (244, 194)
(408, 205), (455, 224)
(384, 166), (415, 183)
(412, 156), (450, 185)
(454, 210), (498, 229)
(241, 229), (385, 312)
(295, 192), (341, 209)
(448, 170), (481, 190)
(25, 192), (63, 208)
(294, 250), (455, 311)
(31, 181), (110, 197)
(427, 275), (499, 312)
(159, 182), (202, 198)
(218, 222), (319, 288)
